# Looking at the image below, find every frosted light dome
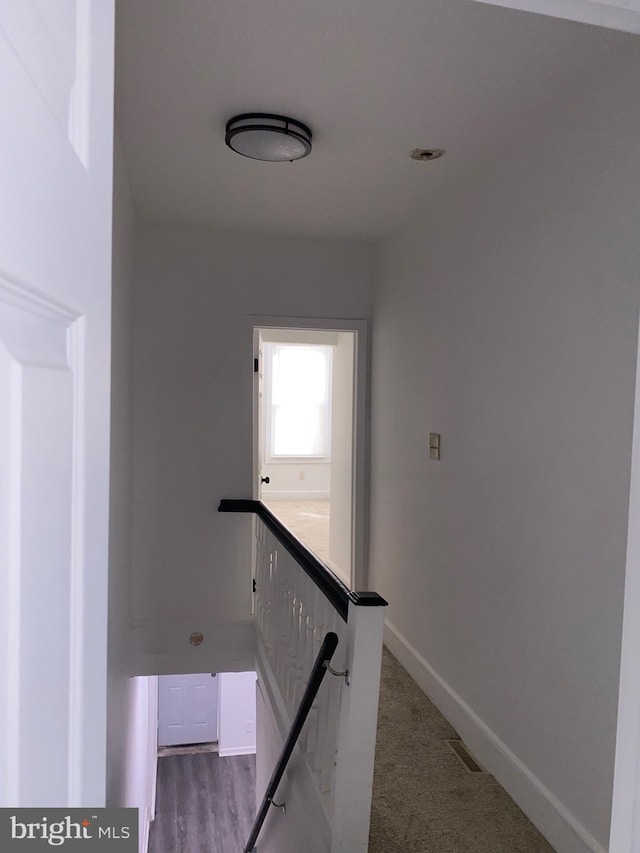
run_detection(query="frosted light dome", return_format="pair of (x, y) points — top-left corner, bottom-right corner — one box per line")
(225, 113), (312, 162)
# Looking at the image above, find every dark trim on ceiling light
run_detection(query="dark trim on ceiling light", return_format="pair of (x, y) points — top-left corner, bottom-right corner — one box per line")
(225, 113), (313, 162)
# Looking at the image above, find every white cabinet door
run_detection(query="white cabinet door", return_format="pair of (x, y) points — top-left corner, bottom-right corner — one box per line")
(158, 674), (219, 747)
(0, 1), (115, 807)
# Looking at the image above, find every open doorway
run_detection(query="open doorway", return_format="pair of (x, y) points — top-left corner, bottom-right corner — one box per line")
(149, 672), (257, 853)
(254, 323), (362, 587)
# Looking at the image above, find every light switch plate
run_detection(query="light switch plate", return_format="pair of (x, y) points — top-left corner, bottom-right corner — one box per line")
(429, 433), (441, 460)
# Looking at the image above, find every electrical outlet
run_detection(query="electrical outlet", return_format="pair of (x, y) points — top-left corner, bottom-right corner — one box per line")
(299, 471), (305, 480)
(245, 720), (255, 735)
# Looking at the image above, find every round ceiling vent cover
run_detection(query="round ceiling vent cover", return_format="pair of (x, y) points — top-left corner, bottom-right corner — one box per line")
(410, 148), (446, 161)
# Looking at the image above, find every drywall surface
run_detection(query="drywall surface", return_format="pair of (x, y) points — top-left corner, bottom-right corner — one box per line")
(218, 672), (257, 757)
(122, 677), (158, 853)
(329, 332), (355, 579)
(131, 227), (372, 667)
(107, 149), (160, 853)
(255, 677), (329, 853)
(370, 51), (640, 853)
(106, 132), (137, 806)
(609, 318), (640, 851)
(260, 462), (331, 500)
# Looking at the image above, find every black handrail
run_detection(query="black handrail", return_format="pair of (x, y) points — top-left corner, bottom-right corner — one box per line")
(243, 631), (340, 853)
(218, 498), (387, 621)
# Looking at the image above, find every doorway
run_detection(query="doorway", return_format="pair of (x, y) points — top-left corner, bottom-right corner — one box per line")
(157, 673), (219, 749)
(150, 672), (257, 853)
(253, 317), (368, 590)
(157, 671), (257, 754)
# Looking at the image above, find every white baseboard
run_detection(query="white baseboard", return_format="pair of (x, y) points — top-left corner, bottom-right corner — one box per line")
(384, 619), (606, 853)
(218, 745), (256, 757)
(261, 490), (330, 501)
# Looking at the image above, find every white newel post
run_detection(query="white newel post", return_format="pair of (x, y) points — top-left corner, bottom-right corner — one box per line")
(331, 595), (387, 853)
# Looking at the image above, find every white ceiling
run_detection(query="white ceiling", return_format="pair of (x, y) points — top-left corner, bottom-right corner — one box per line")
(115, 0), (639, 241)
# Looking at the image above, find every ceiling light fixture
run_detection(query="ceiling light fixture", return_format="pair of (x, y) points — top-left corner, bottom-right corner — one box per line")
(225, 113), (313, 162)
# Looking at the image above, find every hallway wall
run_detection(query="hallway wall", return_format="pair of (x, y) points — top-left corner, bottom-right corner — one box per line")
(130, 227), (372, 673)
(370, 46), (640, 853)
(106, 130), (138, 805)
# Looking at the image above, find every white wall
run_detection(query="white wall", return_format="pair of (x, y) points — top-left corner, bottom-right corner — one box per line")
(610, 325), (640, 851)
(261, 462), (331, 500)
(370, 46), (640, 853)
(122, 677), (159, 853)
(255, 676), (329, 853)
(106, 131), (137, 804)
(218, 672), (257, 757)
(328, 332), (355, 581)
(130, 227), (372, 672)
(107, 140), (159, 853)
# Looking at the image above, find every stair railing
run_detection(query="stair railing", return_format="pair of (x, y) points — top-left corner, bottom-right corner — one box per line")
(243, 631), (339, 853)
(219, 498), (387, 853)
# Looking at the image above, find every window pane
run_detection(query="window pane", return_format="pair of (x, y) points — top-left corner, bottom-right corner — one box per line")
(272, 346), (328, 406)
(273, 404), (324, 456)
(270, 344), (332, 457)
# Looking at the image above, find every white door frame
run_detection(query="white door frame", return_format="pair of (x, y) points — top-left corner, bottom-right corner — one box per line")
(249, 315), (369, 592)
(610, 312), (640, 852)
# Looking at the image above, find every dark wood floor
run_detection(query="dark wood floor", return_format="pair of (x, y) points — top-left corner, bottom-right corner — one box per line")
(149, 752), (256, 853)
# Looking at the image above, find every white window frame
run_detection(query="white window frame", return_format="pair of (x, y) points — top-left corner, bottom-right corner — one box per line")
(262, 341), (333, 463)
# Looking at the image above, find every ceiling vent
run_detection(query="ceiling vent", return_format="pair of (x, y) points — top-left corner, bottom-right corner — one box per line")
(410, 147), (446, 162)
(446, 739), (484, 773)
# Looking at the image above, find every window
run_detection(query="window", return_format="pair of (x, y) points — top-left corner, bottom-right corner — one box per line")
(265, 343), (332, 459)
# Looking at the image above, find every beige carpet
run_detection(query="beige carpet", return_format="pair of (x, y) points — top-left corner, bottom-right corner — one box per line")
(369, 649), (556, 853)
(262, 502), (553, 850)
(263, 499), (330, 561)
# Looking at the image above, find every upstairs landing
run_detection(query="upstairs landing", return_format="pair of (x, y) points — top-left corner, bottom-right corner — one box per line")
(369, 649), (555, 852)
